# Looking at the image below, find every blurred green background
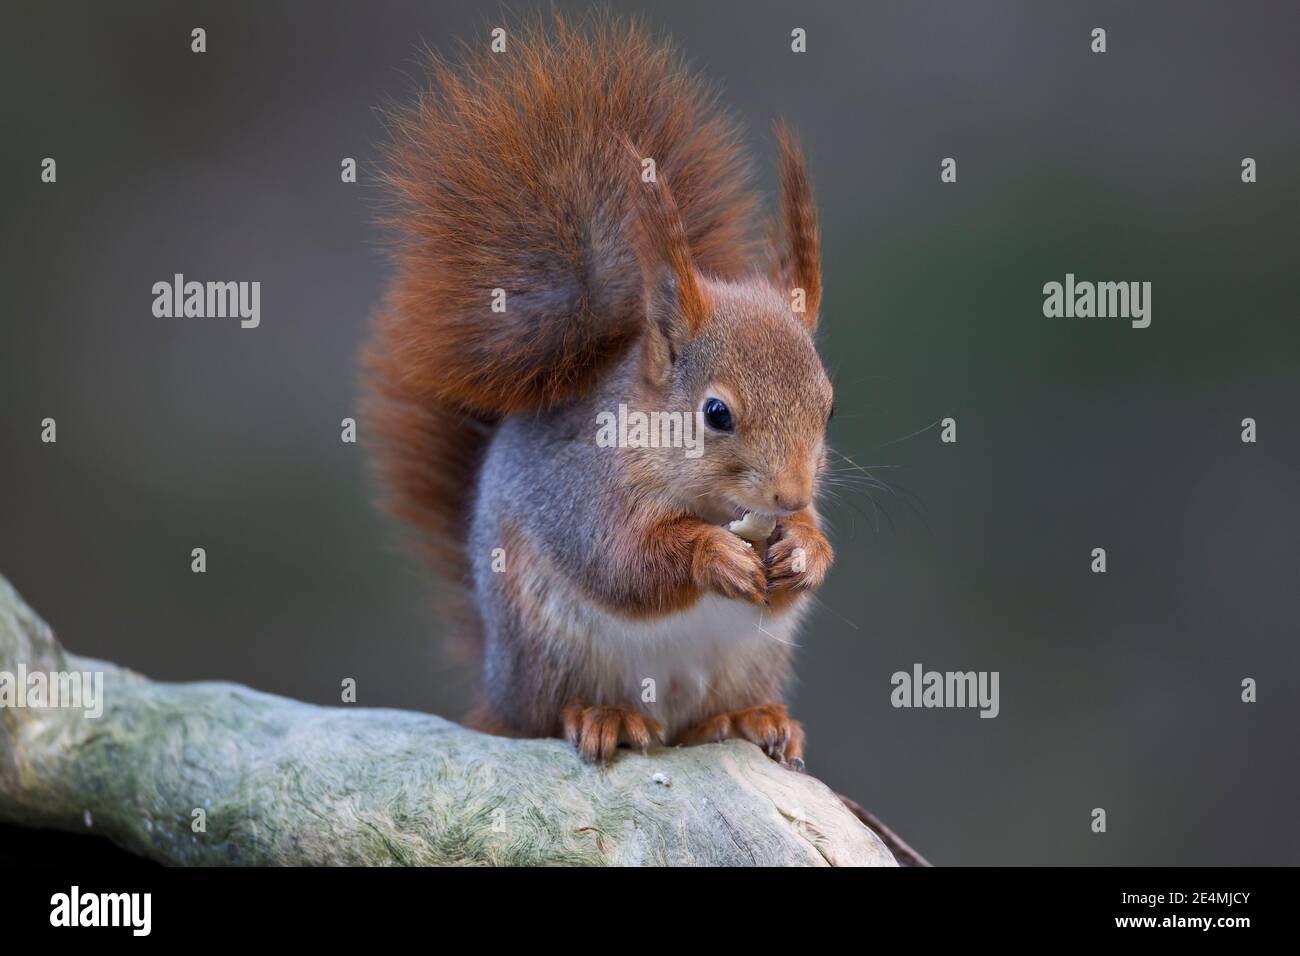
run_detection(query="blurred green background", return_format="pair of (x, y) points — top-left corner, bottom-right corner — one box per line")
(2, 0), (1298, 864)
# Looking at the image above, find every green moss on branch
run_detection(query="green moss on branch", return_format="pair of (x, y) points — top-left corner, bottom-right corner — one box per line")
(0, 575), (894, 866)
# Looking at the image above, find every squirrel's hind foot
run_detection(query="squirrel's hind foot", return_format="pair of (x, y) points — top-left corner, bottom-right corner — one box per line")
(562, 702), (664, 764)
(678, 703), (806, 766)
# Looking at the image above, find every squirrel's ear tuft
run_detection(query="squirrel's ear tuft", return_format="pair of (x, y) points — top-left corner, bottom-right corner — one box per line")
(622, 136), (708, 360)
(770, 122), (821, 329)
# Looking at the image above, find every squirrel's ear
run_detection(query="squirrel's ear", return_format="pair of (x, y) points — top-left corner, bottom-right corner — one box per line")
(623, 137), (707, 380)
(770, 122), (821, 329)
(639, 265), (699, 383)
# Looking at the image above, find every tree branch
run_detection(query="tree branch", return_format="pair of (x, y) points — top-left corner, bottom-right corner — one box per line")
(0, 575), (896, 866)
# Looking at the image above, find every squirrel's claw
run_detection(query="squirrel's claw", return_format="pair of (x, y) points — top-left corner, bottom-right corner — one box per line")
(693, 527), (768, 604)
(679, 703), (806, 765)
(764, 522), (832, 599)
(562, 703), (664, 764)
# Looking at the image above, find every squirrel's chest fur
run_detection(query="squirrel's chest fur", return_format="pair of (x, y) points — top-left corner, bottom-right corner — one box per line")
(470, 469), (805, 734)
(483, 543), (804, 738)
(553, 587), (801, 737)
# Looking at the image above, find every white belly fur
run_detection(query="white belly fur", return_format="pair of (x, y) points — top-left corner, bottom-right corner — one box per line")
(542, 585), (807, 736)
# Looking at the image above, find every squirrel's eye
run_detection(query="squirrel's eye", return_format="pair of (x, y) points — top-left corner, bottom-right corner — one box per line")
(702, 397), (733, 432)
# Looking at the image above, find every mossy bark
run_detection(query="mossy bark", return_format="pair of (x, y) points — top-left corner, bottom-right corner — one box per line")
(0, 575), (895, 866)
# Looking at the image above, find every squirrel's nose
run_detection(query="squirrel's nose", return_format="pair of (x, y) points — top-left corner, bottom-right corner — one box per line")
(772, 490), (810, 514)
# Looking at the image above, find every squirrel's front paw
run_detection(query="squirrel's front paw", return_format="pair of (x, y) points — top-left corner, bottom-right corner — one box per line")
(562, 702), (664, 764)
(765, 520), (833, 598)
(692, 527), (768, 604)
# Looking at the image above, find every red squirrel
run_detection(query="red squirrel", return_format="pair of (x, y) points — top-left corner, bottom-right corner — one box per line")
(366, 13), (834, 764)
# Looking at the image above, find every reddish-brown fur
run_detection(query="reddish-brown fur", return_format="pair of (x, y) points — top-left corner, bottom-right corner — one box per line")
(366, 12), (832, 761)
(365, 11), (759, 602)
(771, 122), (822, 321)
(679, 703), (805, 763)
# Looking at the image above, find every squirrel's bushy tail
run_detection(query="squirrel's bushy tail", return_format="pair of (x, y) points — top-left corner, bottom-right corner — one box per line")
(366, 12), (761, 589)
